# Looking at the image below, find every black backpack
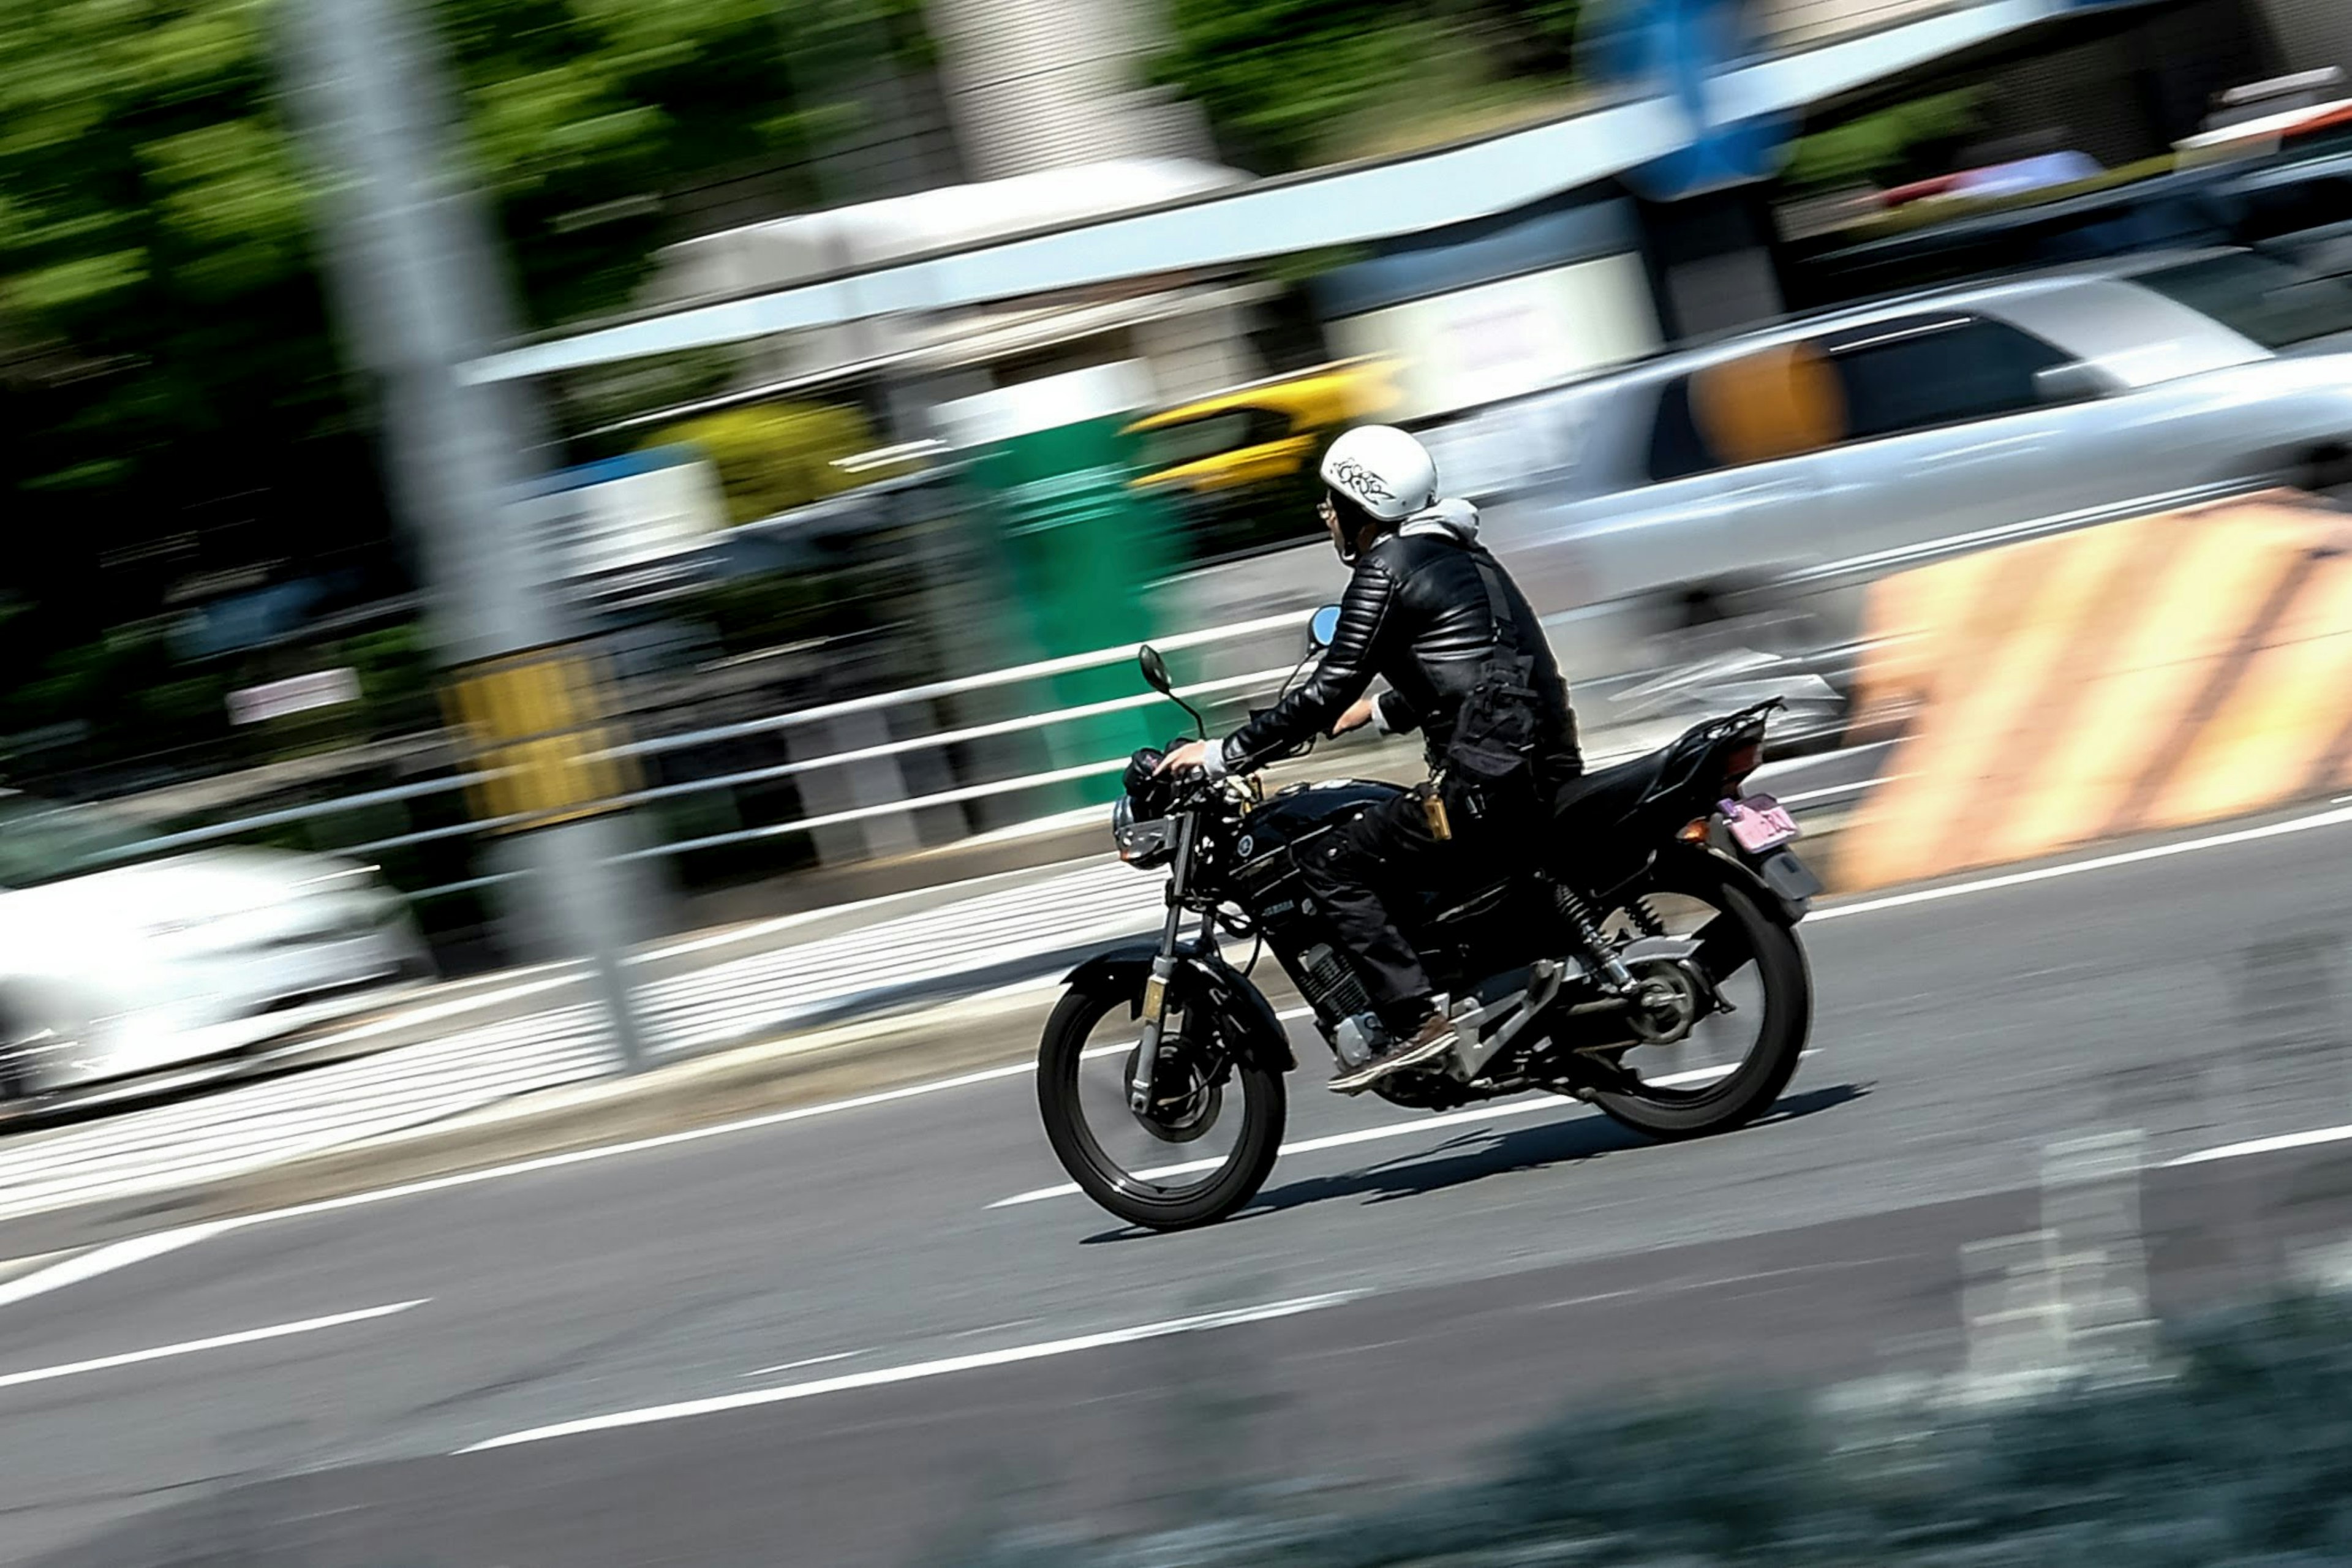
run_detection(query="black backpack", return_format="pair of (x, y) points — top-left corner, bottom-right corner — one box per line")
(1432, 548), (1547, 837)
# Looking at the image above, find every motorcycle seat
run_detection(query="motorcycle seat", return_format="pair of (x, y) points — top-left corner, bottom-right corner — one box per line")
(1551, 747), (1675, 832)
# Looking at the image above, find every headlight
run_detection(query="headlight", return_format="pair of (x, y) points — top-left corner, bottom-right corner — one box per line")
(1112, 797), (1179, 868)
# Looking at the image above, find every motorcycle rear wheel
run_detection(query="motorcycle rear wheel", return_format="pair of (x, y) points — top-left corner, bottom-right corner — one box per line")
(1585, 862), (1811, 1140)
(1036, 978), (1287, 1231)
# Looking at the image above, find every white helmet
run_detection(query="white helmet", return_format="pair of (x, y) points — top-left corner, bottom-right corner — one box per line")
(1318, 425), (1438, 524)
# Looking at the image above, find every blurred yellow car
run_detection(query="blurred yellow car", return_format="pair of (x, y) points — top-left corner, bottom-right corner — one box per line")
(1125, 358), (1403, 496)
(1123, 358), (1403, 562)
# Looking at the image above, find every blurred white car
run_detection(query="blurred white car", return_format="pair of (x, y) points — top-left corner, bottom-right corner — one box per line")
(1491, 246), (2352, 610)
(0, 791), (434, 1110)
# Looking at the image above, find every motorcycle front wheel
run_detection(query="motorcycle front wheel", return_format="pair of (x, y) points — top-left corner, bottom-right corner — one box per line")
(1036, 978), (1287, 1231)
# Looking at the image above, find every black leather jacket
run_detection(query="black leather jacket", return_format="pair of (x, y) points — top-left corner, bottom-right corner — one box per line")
(1222, 526), (1581, 778)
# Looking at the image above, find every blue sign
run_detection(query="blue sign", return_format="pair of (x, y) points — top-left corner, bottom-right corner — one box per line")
(1589, 0), (1795, 202)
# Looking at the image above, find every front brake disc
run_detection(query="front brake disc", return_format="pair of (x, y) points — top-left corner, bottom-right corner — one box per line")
(1123, 1042), (1224, 1144)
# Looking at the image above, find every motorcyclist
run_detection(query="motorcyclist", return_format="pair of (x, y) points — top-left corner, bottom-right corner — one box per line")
(1158, 426), (1581, 1092)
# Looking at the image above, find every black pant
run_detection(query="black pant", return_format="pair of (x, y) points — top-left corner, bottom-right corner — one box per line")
(1297, 786), (1502, 1028)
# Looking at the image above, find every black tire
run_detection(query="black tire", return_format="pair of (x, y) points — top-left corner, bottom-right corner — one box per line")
(1590, 866), (1811, 1140)
(1036, 978), (1287, 1231)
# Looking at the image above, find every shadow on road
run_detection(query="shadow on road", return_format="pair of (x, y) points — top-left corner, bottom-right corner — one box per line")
(1081, 1082), (1872, 1244)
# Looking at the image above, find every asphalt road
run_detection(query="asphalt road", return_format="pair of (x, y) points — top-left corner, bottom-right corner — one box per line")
(10, 800), (2352, 1567)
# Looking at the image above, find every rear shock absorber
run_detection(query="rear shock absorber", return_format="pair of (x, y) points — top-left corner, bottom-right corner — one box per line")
(1555, 883), (1638, 993)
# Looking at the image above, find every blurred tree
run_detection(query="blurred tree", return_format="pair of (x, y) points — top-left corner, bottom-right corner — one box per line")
(654, 401), (891, 523)
(1782, 89), (1987, 191)
(555, 347), (745, 451)
(1155, 0), (1585, 172)
(0, 0), (932, 650)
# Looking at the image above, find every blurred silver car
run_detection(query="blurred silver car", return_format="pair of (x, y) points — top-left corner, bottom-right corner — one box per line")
(1490, 246), (2352, 613)
(0, 792), (434, 1112)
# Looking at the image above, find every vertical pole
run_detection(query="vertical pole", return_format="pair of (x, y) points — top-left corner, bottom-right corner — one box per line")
(277, 0), (652, 1070)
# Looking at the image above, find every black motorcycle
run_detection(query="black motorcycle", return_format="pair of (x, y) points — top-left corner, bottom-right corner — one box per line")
(1036, 611), (1823, 1231)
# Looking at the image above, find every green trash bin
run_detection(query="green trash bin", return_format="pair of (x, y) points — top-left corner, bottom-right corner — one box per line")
(942, 364), (1184, 810)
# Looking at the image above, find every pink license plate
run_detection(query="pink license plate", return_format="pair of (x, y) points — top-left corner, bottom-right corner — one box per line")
(1721, 793), (1800, 853)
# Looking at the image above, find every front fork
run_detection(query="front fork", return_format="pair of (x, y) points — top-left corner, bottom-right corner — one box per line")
(1128, 812), (1198, 1115)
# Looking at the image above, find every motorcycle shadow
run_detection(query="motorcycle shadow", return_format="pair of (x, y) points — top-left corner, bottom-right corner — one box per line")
(1080, 1080), (1871, 1245)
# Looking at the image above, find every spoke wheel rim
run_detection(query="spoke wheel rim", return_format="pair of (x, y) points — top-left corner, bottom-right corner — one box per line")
(1065, 1008), (1246, 1200)
(1599, 892), (1771, 1102)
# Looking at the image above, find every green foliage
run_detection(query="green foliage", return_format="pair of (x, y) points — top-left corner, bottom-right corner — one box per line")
(0, 0), (934, 631)
(0, 614), (448, 775)
(652, 401), (884, 524)
(1155, 0), (1585, 172)
(690, 571), (854, 655)
(1783, 89), (1986, 192)
(556, 346), (745, 443)
(341, 620), (438, 730)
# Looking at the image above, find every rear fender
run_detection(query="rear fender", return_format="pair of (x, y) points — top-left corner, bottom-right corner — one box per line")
(1653, 840), (1811, 928)
(1063, 942), (1297, 1074)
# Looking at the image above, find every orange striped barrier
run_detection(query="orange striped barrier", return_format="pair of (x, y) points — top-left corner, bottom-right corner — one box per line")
(1833, 491), (2352, 892)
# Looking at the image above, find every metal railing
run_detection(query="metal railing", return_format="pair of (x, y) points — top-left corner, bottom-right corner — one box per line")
(114, 606), (1324, 907)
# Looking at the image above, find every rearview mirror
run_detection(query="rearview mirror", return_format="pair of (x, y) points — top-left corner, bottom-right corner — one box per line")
(2034, 361), (2117, 405)
(1307, 604), (1343, 652)
(1139, 644), (1208, 739)
(1137, 644), (1175, 695)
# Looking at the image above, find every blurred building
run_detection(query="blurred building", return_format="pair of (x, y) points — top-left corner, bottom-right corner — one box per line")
(2258, 0), (2350, 81)
(650, 159), (1267, 410)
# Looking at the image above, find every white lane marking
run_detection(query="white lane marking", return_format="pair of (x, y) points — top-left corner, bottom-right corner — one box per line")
(742, 1349), (864, 1379)
(0, 1224), (230, 1311)
(458, 1292), (1356, 1453)
(2166, 1123), (2352, 1168)
(989, 1061), (1751, 1209)
(0, 1298), (426, 1392)
(1810, 804), (2352, 923)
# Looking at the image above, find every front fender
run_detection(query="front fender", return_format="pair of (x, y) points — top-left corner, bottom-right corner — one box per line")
(1062, 942), (1297, 1073)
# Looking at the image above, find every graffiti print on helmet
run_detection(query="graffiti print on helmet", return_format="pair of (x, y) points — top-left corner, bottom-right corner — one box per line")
(1332, 459), (1394, 505)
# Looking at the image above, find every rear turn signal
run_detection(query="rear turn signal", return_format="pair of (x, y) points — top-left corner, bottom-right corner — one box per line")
(1679, 818), (1710, 843)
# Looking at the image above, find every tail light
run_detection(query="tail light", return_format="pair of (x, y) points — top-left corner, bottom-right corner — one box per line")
(1723, 738), (1763, 788)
